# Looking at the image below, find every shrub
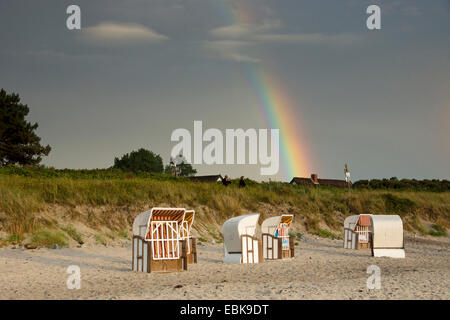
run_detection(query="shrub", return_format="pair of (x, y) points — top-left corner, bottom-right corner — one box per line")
(411, 216), (426, 235)
(95, 234), (107, 246)
(113, 148), (164, 173)
(31, 230), (67, 247)
(353, 178), (450, 192)
(62, 226), (84, 244)
(7, 234), (23, 243)
(316, 229), (339, 239)
(383, 193), (417, 214)
(118, 230), (129, 239)
(428, 224), (447, 237)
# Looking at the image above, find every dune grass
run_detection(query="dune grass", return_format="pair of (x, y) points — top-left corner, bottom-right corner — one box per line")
(117, 230), (129, 239)
(62, 226), (84, 244)
(428, 223), (448, 237)
(30, 230), (68, 248)
(315, 229), (341, 240)
(95, 234), (107, 246)
(6, 234), (23, 243)
(0, 173), (449, 241)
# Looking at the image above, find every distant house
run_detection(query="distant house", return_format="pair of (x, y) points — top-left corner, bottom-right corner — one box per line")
(189, 175), (223, 183)
(290, 174), (351, 188)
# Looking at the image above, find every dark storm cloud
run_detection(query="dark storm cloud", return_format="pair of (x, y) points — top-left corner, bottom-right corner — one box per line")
(0, 0), (449, 180)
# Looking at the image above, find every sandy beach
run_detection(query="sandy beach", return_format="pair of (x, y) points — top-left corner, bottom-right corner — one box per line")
(0, 235), (448, 300)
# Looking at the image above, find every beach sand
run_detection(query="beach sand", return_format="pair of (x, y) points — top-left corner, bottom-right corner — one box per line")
(0, 235), (448, 300)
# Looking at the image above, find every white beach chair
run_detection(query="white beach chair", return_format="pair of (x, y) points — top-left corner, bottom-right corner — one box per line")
(370, 215), (405, 258)
(222, 213), (261, 264)
(343, 214), (372, 250)
(132, 207), (191, 273)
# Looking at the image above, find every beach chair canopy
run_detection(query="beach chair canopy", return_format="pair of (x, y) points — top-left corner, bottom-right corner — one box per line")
(344, 214), (371, 231)
(370, 215), (404, 249)
(133, 210), (152, 237)
(145, 208), (186, 240)
(280, 215), (293, 226)
(180, 210), (195, 240)
(133, 208), (187, 238)
(344, 215), (359, 230)
(357, 214), (371, 227)
(261, 214), (294, 236)
(184, 210), (195, 233)
(222, 213), (260, 253)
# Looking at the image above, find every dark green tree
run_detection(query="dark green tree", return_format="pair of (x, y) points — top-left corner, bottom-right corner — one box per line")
(0, 89), (51, 166)
(164, 155), (197, 177)
(177, 161), (197, 177)
(164, 162), (176, 176)
(113, 148), (164, 173)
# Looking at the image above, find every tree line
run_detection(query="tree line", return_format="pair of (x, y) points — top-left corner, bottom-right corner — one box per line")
(353, 177), (450, 192)
(113, 148), (196, 177)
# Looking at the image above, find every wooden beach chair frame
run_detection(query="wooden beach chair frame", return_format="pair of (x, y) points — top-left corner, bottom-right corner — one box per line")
(179, 210), (198, 264)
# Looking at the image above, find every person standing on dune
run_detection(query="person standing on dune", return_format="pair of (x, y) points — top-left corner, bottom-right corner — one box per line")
(239, 176), (246, 188)
(222, 175), (231, 187)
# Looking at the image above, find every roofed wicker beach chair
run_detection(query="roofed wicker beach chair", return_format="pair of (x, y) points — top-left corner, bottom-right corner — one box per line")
(222, 213), (262, 264)
(261, 214), (295, 260)
(370, 215), (405, 258)
(343, 214), (372, 250)
(132, 207), (193, 273)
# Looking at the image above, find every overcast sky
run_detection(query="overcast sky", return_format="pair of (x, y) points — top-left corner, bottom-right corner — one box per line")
(1, 0), (449, 181)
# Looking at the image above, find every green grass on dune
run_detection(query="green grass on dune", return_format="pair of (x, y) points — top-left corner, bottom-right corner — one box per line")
(30, 230), (68, 248)
(0, 172), (449, 239)
(62, 226), (84, 244)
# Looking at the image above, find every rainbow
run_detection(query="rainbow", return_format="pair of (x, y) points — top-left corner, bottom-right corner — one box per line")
(214, 0), (312, 181)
